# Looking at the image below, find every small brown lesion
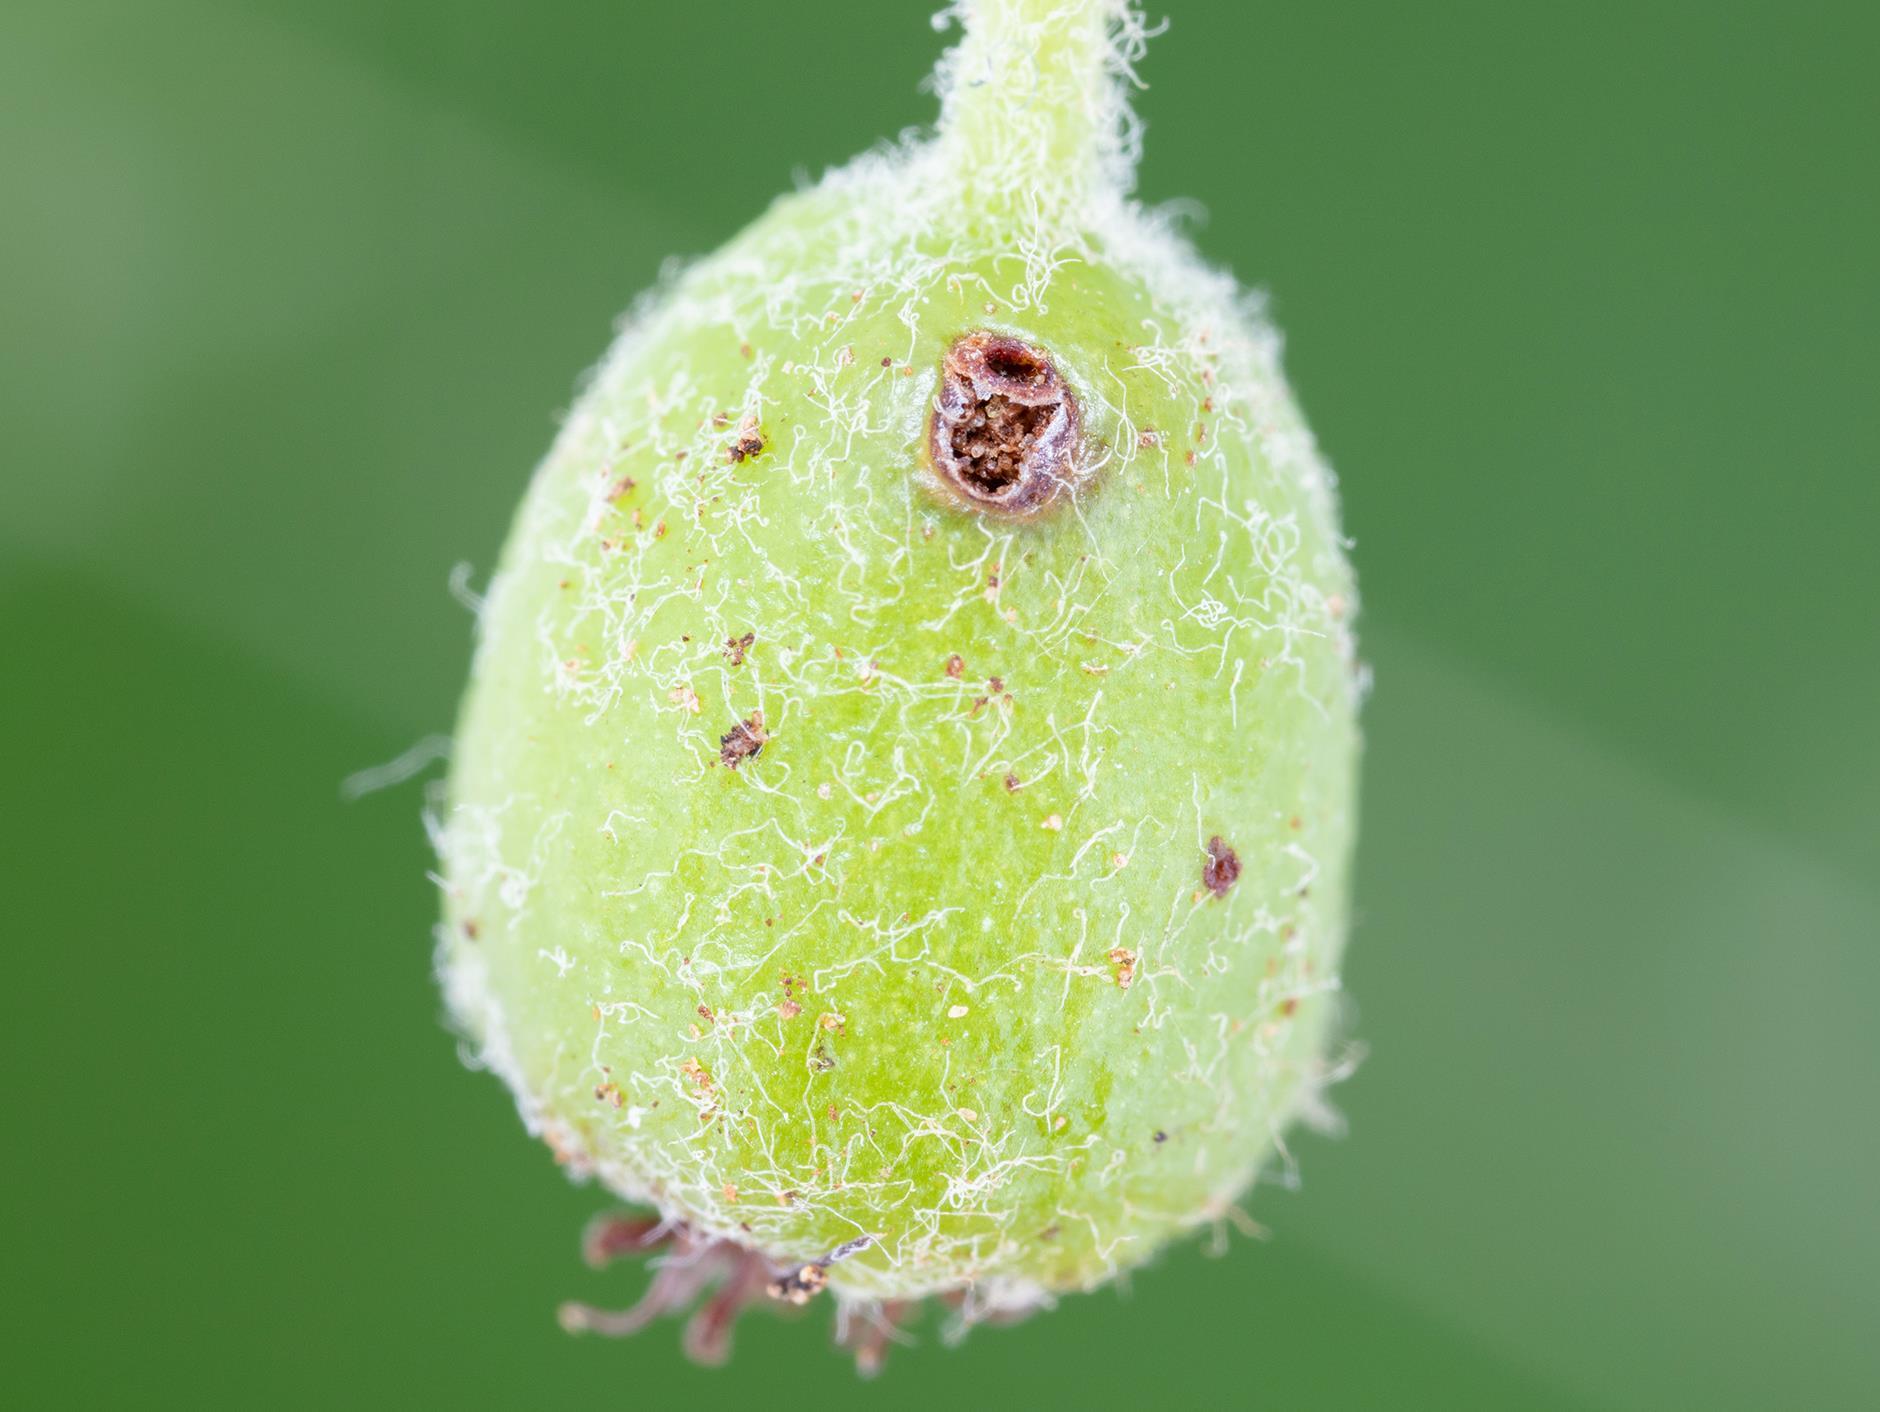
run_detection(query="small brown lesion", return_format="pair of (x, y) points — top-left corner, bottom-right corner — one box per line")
(1202, 836), (1241, 897)
(718, 711), (768, 768)
(727, 414), (766, 464)
(928, 331), (1083, 517)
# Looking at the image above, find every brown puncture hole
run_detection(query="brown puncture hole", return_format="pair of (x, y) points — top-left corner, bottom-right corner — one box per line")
(1202, 836), (1241, 897)
(719, 711), (767, 768)
(928, 331), (1082, 516)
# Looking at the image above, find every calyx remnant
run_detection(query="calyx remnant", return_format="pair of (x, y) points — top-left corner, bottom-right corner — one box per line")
(929, 331), (1082, 516)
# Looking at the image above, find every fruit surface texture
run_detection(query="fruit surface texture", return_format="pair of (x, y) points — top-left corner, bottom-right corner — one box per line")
(438, 0), (1361, 1332)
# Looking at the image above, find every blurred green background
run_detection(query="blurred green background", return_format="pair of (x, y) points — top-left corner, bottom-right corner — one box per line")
(4, 1), (1875, 1407)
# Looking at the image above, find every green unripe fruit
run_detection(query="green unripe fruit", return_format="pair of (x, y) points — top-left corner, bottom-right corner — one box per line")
(437, 0), (1360, 1364)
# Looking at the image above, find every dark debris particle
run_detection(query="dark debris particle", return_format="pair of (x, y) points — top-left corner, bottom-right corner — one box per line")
(928, 331), (1082, 517)
(1153, 1130), (1168, 1143)
(719, 710), (768, 769)
(766, 1263), (828, 1306)
(1202, 835), (1241, 897)
(727, 414), (766, 463)
(724, 631), (755, 666)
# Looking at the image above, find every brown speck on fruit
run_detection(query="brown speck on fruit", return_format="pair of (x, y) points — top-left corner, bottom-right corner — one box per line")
(1003, 772), (1021, 792)
(727, 414), (766, 463)
(1108, 946), (1137, 989)
(779, 998), (802, 1020)
(944, 653), (965, 678)
(724, 631), (755, 665)
(928, 331), (1082, 517)
(719, 711), (768, 769)
(1203, 836), (1241, 897)
(1153, 1129), (1168, 1143)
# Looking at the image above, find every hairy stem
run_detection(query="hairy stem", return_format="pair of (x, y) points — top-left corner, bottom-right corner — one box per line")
(935, 0), (1138, 203)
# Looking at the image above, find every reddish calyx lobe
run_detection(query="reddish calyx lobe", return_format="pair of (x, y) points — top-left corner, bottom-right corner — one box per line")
(559, 1213), (947, 1374)
(929, 331), (1081, 516)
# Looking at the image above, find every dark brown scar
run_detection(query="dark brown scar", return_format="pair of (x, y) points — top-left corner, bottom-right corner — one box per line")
(1203, 836), (1241, 897)
(719, 711), (767, 769)
(927, 331), (1082, 517)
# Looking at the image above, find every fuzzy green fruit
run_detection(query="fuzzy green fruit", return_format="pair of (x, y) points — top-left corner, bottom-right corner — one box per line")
(437, 0), (1360, 1361)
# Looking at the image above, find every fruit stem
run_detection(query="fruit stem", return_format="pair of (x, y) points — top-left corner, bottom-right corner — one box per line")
(936, 0), (1141, 203)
